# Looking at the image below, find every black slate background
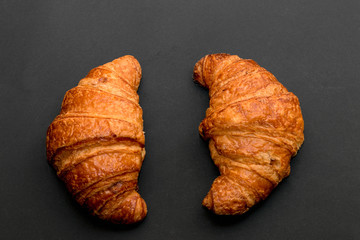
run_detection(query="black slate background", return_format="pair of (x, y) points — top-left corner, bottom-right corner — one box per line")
(1, 1), (359, 239)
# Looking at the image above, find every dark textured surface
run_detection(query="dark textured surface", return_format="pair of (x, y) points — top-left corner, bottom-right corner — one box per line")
(1, 0), (359, 239)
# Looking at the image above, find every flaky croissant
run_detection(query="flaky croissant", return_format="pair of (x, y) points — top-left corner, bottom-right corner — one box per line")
(193, 53), (304, 215)
(46, 55), (147, 224)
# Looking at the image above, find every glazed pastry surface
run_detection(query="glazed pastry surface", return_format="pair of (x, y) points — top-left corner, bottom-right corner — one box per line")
(193, 53), (304, 215)
(47, 55), (147, 224)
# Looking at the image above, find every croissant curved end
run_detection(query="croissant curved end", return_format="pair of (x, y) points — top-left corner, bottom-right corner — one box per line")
(108, 191), (148, 224)
(112, 55), (142, 90)
(193, 57), (206, 87)
(202, 176), (251, 215)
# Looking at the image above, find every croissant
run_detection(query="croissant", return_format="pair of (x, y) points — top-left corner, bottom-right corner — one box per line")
(46, 55), (147, 224)
(193, 53), (304, 215)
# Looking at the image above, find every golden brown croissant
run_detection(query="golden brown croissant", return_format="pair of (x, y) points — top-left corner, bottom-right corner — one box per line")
(46, 55), (147, 224)
(193, 53), (304, 215)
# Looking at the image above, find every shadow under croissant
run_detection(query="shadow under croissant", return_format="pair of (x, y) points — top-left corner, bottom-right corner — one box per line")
(85, 211), (147, 231)
(201, 202), (261, 226)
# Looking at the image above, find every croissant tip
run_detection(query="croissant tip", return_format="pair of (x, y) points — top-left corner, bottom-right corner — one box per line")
(108, 192), (147, 224)
(202, 192), (213, 210)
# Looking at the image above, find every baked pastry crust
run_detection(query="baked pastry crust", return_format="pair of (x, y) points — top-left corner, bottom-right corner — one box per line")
(193, 53), (304, 215)
(47, 55), (147, 224)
